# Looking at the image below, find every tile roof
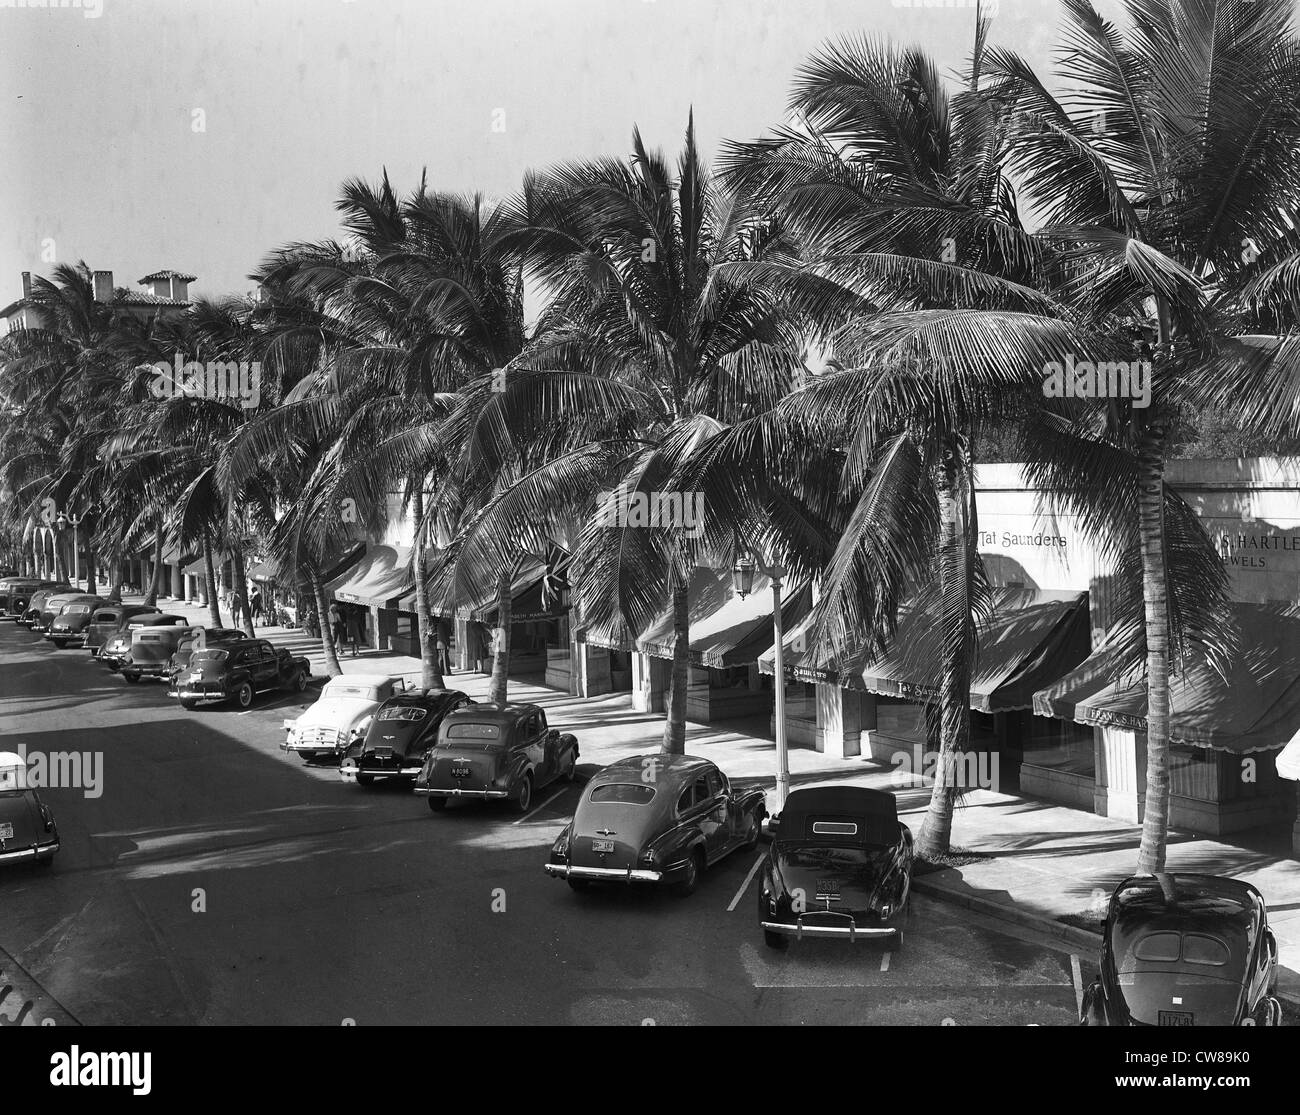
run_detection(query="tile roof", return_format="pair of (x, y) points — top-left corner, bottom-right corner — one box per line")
(138, 269), (197, 282)
(119, 290), (191, 307)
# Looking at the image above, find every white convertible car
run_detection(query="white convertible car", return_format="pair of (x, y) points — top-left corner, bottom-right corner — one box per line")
(281, 673), (407, 762)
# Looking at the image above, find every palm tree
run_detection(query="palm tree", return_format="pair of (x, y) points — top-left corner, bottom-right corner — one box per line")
(473, 113), (811, 752)
(984, 0), (1300, 870)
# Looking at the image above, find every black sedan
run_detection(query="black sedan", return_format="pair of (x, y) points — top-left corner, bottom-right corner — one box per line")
(759, 785), (913, 950)
(1080, 873), (1283, 1026)
(545, 754), (766, 896)
(339, 689), (473, 786)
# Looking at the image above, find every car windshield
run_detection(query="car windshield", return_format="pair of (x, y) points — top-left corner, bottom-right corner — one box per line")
(589, 784), (656, 805)
(378, 706), (427, 722)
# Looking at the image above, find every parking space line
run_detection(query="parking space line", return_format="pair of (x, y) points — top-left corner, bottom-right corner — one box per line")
(511, 788), (567, 825)
(727, 853), (765, 912)
(1070, 954), (1083, 1015)
(880, 952), (890, 972)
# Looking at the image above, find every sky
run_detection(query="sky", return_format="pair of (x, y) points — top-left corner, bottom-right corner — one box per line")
(1, 0), (1086, 307)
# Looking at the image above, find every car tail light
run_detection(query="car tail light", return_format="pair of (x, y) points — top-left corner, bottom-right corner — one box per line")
(552, 828), (571, 858)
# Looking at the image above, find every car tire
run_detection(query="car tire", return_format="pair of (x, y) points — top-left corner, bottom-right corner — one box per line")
(235, 681), (254, 709)
(36, 854), (56, 869)
(567, 878), (591, 893)
(562, 750), (577, 782)
(513, 775), (534, 814)
(763, 929), (789, 951)
(673, 849), (703, 898)
(179, 699), (197, 710)
(52, 638), (67, 649)
(743, 809), (763, 849)
(356, 774), (375, 786)
(428, 796), (448, 813)
(886, 929), (904, 952)
(294, 669), (308, 692)
(123, 672), (140, 684)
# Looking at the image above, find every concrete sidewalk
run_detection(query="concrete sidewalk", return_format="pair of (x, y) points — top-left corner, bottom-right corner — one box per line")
(120, 586), (1300, 1008)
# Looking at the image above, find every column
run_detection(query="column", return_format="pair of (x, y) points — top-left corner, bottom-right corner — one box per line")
(1292, 783), (1300, 858)
(1094, 727), (1146, 823)
(370, 604), (383, 651)
(814, 684), (866, 759)
(631, 652), (671, 713)
(170, 563), (182, 598)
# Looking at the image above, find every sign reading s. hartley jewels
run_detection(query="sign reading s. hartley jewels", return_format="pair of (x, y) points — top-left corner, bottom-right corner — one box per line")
(1216, 530), (1300, 568)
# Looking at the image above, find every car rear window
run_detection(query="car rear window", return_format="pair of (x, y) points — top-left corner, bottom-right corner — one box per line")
(589, 784), (656, 804)
(1181, 934), (1231, 967)
(378, 706), (427, 722)
(64, 604), (92, 615)
(326, 685), (375, 699)
(1131, 932), (1182, 963)
(446, 722), (501, 740)
(93, 610), (120, 622)
(192, 649), (228, 662)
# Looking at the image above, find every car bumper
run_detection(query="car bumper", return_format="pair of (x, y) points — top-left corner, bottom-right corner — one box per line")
(341, 766), (421, 780)
(46, 631), (84, 644)
(176, 687), (228, 701)
(282, 740), (345, 755)
(544, 863), (663, 883)
(760, 918), (898, 942)
(0, 841), (59, 865)
(415, 786), (509, 799)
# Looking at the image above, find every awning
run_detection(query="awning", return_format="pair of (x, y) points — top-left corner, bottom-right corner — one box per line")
(1279, 732), (1300, 781)
(583, 567), (811, 669)
(248, 560), (280, 582)
(430, 562), (567, 622)
(1034, 601), (1300, 754)
(326, 545), (414, 609)
(762, 587), (1090, 713)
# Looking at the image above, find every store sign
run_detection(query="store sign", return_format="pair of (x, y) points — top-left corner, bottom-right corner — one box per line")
(1216, 530), (1300, 570)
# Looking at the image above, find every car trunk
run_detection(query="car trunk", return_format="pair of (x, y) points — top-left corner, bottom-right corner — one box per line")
(132, 633), (177, 665)
(1116, 969), (1247, 1026)
(772, 843), (896, 923)
(0, 791), (43, 849)
(569, 801), (656, 873)
(423, 745), (503, 792)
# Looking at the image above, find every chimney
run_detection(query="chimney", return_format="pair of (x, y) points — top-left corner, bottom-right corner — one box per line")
(21, 272), (31, 297)
(93, 270), (113, 303)
(173, 276), (191, 302)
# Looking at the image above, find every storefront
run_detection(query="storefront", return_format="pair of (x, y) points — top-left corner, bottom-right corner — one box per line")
(325, 544), (415, 653)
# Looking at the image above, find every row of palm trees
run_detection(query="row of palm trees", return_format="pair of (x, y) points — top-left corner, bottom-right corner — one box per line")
(4, 1), (1300, 871)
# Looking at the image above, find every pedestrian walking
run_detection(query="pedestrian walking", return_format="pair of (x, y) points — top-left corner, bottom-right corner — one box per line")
(329, 602), (346, 651)
(250, 587), (264, 627)
(345, 606), (362, 657)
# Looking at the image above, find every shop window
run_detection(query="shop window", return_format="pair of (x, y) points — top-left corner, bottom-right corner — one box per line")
(1023, 714), (1095, 775)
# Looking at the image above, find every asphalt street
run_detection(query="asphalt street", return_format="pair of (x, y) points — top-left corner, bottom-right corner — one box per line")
(0, 619), (1093, 1026)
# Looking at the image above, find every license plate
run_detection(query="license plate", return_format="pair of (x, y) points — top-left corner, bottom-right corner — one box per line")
(1158, 1010), (1194, 1026)
(0, 823), (12, 840)
(592, 839), (615, 853)
(450, 764), (471, 779)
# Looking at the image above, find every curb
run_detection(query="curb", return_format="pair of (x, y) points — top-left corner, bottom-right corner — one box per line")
(912, 873), (1300, 1012)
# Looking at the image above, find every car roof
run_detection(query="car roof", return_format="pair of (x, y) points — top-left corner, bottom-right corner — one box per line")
(776, 785), (901, 844)
(588, 753), (715, 788)
(384, 689), (469, 706)
(1111, 873), (1262, 925)
(441, 702), (542, 724)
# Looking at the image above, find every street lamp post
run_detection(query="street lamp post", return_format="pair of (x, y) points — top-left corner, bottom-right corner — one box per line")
(733, 549), (790, 812)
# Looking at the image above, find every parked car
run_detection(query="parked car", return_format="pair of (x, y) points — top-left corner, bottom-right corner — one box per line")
(101, 612), (194, 672)
(20, 584), (72, 628)
(166, 628), (248, 692)
(120, 617), (200, 681)
(84, 603), (161, 656)
(0, 577), (44, 620)
(1080, 873), (1283, 1026)
(340, 689), (473, 785)
(543, 754), (763, 894)
(34, 591), (84, 634)
(417, 702), (579, 814)
(45, 595), (107, 648)
(0, 750), (59, 868)
(281, 674), (406, 761)
(758, 785), (913, 950)
(175, 638), (310, 709)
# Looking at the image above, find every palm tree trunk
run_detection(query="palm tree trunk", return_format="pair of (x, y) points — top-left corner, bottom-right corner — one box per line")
(230, 545), (255, 637)
(412, 486), (444, 691)
(1136, 420), (1171, 873)
(661, 580), (690, 755)
(487, 571), (512, 705)
(202, 528), (223, 628)
(312, 571), (342, 678)
(917, 449), (973, 859)
(84, 541), (96, 594)
(108, 551), (124, 603)
(144, 529), (164, 606)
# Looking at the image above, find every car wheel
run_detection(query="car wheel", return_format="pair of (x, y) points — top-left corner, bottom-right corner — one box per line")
(52, 638), (67, 648)
(356, 773), (375, 786)
(886, 929), (904, 952)
(673, 849), (703, 898)
(513, 775), (534, 814)
(294, 669), (308, 692)
(763, 929), (789, 951)
(235, 681), (254, 709)
(123, 672), (140, 684)
(743, 809), (763, 849)
(567, 878), (591, 893)
(36, 854), (56, 869)
(179, 699), (197, 710)
(428, 796), (448, 813)
(562, 750), (577, 782)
